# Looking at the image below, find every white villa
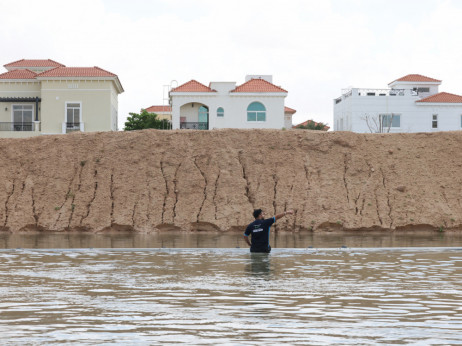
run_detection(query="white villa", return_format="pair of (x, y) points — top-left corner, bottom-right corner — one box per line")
(333, 74), (462, 133)
(169, 75), (294, 130)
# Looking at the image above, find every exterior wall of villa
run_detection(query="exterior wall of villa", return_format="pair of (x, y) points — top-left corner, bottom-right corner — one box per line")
(110, 83), (119, 131)
(172, 94), (286, 130)
(143, 106), (171, 121)
(40, 80), (114, 134)
(0, 130), (41, 138)
(334, 89), (420, 132)
(0, 81), (41, 96)
(284, 113), (293, 129)
(334, 81), (462, 133)
(154, 112), (171, 121)
(179, 101), (203, 123)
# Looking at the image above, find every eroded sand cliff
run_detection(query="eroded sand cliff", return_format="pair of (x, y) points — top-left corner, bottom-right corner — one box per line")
(1, 129), (461, 233)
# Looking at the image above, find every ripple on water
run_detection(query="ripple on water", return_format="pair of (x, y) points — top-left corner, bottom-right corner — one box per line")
(0, 248), (461, 344)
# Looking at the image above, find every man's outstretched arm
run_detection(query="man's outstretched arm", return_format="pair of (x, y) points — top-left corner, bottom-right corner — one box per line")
(274, 210), (294, 221)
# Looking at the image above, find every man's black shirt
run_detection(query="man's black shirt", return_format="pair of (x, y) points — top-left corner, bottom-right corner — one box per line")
(244, 217), (275, 253)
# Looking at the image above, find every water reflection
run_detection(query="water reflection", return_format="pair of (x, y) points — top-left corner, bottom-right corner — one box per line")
(0, 231), (461, 249)
(246, 253), (272, 277)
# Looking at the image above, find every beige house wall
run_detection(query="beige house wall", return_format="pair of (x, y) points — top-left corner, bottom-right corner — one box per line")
(0, 81), (41, 95)
(0, 76), (120, 137)
(179, 103), (204, 122)
(0, 131), (41, 138)
(154, 112), (172, 121)
(40, 79), (114, 134)
(0, 82), (41, 123)
(110, 83), (119, 131)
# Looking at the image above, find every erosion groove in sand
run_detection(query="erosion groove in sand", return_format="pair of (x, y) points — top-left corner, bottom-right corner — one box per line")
(0, 129), (461, 233)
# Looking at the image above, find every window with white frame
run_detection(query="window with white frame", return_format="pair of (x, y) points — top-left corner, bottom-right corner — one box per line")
(66, 103), (81, 128)
(432, 114), (438, 129)
(217, 107), (224, 117)
(12, 105), (33, 131)
(247, 102), (266, 122)
(381, 114), (401, 128)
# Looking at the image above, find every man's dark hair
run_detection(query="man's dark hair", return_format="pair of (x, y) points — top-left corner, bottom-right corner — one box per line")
(253, 209), (262, 219)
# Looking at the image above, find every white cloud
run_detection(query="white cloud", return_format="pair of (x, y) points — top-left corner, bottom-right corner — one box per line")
(1, 0), (462, 128)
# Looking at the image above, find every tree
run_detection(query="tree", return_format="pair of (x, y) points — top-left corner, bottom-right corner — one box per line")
(360, 113), (395, 133)
(295, 120), (329, 131)
(124, 109), (171, 131)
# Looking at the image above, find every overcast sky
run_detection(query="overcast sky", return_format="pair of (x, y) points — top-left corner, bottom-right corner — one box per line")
(1, 0), (462, 129)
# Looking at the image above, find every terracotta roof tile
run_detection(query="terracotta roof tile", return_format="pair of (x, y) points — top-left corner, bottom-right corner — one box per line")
(284, 106), (296, 114)
(0, 69), (37, 79)
(37, 66), (117, 77)
(171, 80), (216, 92)
(390, 74), (441, 84)
(4, 59), (65, 68)
(232, 78), (287, 93)
(416, 92), (462, 103)
(293, 120), (330, 131)
(145, 105), (172, 113)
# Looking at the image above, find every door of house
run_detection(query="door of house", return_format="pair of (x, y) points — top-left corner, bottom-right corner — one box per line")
(13, 105), (33, 131)
(66, 103), (81, 132)
(198, 106), (208, 130)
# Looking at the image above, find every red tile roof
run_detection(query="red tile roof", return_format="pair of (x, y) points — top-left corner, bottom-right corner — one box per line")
(293, 120), (330, 131)
(145, 105), (172, 113)
(0, 69), (37, 79)
(171, 80), (216, 92)
(390, 74), (441, 84)
(4, 59), (65, 68)
(37, 66), (117, 77)
(284, 106), (296, 114)
(232, 78), (287, 93)
(416, 92), (462, 103)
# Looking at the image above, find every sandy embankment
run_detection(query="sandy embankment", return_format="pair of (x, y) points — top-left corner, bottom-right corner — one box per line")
(0, 129), (461, 233)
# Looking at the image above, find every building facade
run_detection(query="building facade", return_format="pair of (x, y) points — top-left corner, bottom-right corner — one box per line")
(0, 59), (123, 138)
(169, 75), (293, 130)
(293, 119), (330, 131)
(334, 74), (462, 133)
(144, 105), (172, 121)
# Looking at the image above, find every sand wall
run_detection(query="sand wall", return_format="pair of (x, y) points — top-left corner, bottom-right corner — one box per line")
(1, 129), (461, 233)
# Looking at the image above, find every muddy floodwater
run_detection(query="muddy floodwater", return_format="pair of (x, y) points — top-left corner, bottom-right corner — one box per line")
(1, 231), (462, 249)
(0, 233), (461, 345)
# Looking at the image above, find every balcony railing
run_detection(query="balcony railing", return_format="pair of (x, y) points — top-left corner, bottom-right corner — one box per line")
(357, 89), (406, 96)
(336, 88), (421, 104)
(66, 122), (80, 132)
(341, 88), (417, 97)
(63, 122), (84, 133)
(0, 122), (34, 131)
(180, 122), (208, 130)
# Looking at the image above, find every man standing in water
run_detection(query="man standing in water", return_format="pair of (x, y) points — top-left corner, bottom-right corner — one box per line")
(243, 209), (294, 253)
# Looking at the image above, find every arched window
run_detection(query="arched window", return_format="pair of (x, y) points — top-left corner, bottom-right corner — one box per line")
(247, 102), (266, 122)
(217, 107), (224, 117)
